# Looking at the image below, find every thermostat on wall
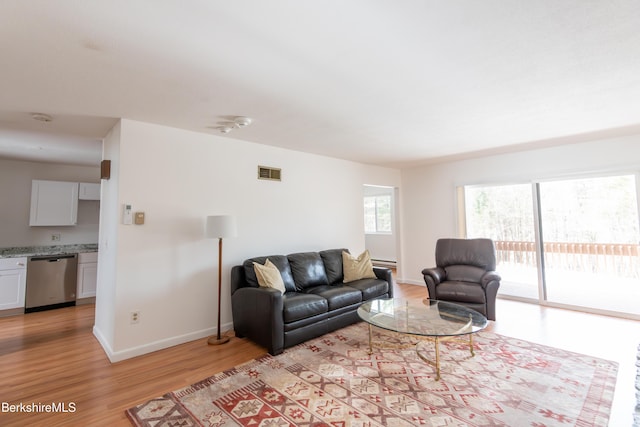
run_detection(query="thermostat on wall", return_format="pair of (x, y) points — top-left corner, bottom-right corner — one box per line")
(123, 204), (133, 225)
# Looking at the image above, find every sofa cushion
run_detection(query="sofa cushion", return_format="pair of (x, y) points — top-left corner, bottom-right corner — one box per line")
(288, 252), (329, 290)
(436, 281), (486, 304)
(253, 259), (286, 293)
(344, 278), (389, 300)
(319, 248), (348, 284)
(304, 285), (362, 310)
(283, 292), (328, 323)
(243, 255), (297, 292)
(342, 250), (376, 283)
(445, 265), (486, 283)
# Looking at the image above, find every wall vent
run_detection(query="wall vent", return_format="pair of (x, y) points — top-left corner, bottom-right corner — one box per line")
(258, 165), (281, 181)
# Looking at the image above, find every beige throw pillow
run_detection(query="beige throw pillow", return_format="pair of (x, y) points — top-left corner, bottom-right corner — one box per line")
(342, 250), (377, 283)
(253, 259), (286, 293)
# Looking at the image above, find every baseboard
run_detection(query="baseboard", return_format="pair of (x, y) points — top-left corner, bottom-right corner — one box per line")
(0, 307), (25, 318)
(76, 297), (96, 305)
(372, 259), (397, 268)
(92, 325), (115, 361)
(398, 278), (423, 286)
(93, 321), (234, 363)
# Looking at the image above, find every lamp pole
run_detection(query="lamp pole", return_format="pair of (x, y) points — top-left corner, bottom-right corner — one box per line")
(205, 215), (236, 346)
(208, 237), (229, 345)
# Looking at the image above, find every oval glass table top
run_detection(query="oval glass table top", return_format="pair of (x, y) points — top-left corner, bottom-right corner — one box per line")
(357, 298), (488, 337)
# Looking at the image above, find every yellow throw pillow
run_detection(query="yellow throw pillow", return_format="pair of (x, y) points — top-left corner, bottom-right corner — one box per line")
(342, 250), (377, 283)
(253, 259), (286, 293)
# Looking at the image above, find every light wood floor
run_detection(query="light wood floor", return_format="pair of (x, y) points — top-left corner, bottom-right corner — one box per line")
(0, 283), (637, 426)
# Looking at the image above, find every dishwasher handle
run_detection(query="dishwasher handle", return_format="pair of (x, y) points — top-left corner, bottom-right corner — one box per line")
(29, 254), (78, 262)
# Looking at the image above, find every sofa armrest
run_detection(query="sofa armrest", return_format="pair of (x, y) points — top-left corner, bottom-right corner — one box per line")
(231, 287), (285, 355)
(481, 270), (501, 288)
(373, 267), (394, 298)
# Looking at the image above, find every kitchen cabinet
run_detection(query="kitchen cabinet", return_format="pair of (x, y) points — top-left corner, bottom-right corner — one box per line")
(29, 180), (79, 226)
(77, 252), (97, 299)
(79, 182), (100, 200)
(0, 257), (27, 311)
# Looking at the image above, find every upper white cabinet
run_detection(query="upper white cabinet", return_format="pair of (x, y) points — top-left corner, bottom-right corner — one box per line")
(79, 182), (101, 200)
(29, 180), (79, 226)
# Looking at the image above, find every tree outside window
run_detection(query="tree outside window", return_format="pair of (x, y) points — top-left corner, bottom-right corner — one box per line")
(364, 195), (392, 233)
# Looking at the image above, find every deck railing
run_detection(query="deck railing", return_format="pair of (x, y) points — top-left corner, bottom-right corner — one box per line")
(494, 240), (640, 278)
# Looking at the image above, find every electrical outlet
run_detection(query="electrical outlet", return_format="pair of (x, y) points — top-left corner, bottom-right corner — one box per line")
(130, 311), (140, 324)
(51, 233), (61, 242)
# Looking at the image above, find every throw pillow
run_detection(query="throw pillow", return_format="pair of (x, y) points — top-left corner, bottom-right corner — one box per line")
(253, 259), (286, 293)
(342, 250), (377, 283)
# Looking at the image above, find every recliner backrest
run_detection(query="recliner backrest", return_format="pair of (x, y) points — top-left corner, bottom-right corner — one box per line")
(435, 238), (496, 271)
(444, 265), (486, 283)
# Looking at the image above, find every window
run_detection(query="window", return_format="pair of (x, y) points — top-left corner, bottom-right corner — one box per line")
(464, 183), (538, 299)
(462, 174), (640, 317)
(364, 195), (391, 233)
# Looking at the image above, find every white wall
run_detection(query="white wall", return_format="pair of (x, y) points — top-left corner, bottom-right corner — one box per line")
(400, 134), (640, 286)
(0, 158), (100, 247)
(94, 119), (400, 361)
(93, 121), (121, 353)
(365, 234), (396, 261)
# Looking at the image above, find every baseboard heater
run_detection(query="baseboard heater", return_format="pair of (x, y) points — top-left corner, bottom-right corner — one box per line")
(372, 259), (397, 268)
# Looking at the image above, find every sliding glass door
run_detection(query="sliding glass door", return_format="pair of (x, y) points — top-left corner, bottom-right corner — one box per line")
(464, 184), (539, 300)
(462, 174), (640, 317)
(538, 175), (640, 314)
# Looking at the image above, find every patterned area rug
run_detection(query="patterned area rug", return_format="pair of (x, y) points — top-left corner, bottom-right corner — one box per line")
(635, 344), (640, 426)
(127, 323), (617, 426)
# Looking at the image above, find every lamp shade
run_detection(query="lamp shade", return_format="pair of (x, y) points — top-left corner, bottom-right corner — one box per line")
(205, 215), (237, 239)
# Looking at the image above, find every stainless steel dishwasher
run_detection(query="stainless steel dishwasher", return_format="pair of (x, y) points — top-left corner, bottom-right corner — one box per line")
(25, 254), (77, 312)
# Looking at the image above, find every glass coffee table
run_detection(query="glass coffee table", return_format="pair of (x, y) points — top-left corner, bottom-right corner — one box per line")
(357, 298), (488, 380)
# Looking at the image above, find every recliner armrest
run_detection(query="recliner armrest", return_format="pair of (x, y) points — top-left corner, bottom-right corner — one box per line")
(422, 267), (445, 301)
(421, 267), (445, 285)
(481, 270), (501, 288)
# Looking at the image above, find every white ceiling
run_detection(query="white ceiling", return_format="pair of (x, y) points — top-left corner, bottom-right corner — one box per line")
(1, 1), (640, 168)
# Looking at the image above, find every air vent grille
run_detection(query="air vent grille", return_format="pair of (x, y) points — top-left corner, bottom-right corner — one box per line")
(258, 165), (281, 181)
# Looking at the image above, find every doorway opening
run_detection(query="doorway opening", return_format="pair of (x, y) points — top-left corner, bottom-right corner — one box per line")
(363, 185), (399, 270)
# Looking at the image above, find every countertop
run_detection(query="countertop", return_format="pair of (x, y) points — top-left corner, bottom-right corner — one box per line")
(0, 244), (98, 258)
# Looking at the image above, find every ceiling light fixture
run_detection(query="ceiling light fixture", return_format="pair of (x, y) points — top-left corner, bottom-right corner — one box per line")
(213, 116), (253, 134)
(218, 124), (235, 134)
(31, 113), (53, 122)
(233, 116), (252, 128)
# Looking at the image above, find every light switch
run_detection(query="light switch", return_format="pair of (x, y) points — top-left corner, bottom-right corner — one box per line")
(134, 212), (145, 225)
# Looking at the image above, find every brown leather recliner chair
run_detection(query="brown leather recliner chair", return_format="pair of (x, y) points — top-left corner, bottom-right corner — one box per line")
(422, 238), (501, 320)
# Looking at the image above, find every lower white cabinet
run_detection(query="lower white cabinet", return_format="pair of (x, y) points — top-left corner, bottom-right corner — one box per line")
(0, 258), (27, 311)
(77, 252), (98, 299)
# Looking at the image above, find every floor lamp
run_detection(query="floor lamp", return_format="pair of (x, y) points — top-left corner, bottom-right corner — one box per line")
(205, 215), (237, 345)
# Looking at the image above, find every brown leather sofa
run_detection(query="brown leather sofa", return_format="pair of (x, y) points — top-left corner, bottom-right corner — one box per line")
(422, 238), (501, 320)
(230, 248), (393, 355)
